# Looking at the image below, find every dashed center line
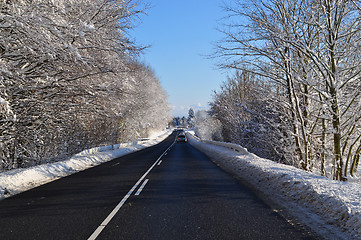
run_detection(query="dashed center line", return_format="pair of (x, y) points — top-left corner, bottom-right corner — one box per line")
(135, 179), (149, 196)
(88, 140), (175, 240)
(158, 160), (162, 166)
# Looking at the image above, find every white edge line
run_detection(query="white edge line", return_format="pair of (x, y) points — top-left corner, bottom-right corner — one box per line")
(88, 140), (175, 240)
(135, 179), (149, 196)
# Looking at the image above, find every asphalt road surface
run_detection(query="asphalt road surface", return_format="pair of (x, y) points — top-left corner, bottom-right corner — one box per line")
(0, 130), (320, 239)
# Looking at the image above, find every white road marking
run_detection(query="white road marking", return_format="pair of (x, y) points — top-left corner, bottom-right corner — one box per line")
(88, 140), (175, 240)
(157, 160), (162, 166)
(135, 179), (149, 196)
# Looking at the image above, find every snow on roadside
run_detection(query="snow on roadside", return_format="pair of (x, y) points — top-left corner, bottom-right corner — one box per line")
(0, 129), (172, 200)
(187, 131), (361, 240)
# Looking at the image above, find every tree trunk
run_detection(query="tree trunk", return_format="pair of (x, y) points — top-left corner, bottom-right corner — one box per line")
(320, 116), (327, 176)
(284, 46), (304, 167)
(326, 0), (345, 181)
(330, 88), (344, 180)
(350, 145), (361, 177)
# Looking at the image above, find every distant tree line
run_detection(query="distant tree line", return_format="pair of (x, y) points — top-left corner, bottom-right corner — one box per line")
(172, 108), (196, 129)
(202, 0), (361, 181)
(0, 0), (170, 170)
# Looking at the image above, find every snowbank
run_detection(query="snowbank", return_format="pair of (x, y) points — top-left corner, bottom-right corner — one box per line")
(0, 129), (172, 200)
(187, 132), (361, 240)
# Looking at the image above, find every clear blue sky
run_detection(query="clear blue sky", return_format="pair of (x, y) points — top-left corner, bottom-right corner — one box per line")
(132, 0), (227, 117)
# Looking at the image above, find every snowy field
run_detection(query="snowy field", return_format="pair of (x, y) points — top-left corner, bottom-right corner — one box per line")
(0, 129), (172, 201)
(187, 131), (361, 240)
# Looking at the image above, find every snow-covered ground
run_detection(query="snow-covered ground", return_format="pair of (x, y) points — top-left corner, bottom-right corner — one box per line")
(187, 131), (361, 240)
(0, 129), (172, 201)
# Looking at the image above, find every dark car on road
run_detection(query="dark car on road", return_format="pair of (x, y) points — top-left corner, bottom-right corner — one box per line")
(176, 133), (187, 143)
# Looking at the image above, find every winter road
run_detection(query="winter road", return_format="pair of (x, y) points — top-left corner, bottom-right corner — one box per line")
(0, 130), (320, 239)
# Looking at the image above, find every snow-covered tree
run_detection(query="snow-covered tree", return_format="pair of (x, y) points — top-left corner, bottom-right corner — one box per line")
(215, 0), (361, 180)
(0, 0), (170, 170)
(118, 62), (171, 142)
(211, 70), (295, 163)
(173, 117), (181, 127)
(187, 108), (195, 129)
(194, 110), (223, 141)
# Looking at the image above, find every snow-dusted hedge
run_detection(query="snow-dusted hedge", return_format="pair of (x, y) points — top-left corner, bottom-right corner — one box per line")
(187, 132), (361, 239)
